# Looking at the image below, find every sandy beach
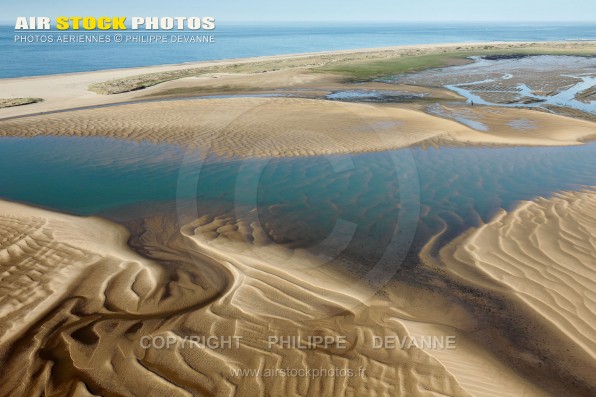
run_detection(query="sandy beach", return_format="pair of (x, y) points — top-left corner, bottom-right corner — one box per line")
(1, 41), (595, 119)
(0, 41), (595, 396)
(1, 41), (594, 157)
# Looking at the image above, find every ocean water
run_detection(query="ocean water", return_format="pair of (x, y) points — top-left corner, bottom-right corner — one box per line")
(1, 23), (595, 78)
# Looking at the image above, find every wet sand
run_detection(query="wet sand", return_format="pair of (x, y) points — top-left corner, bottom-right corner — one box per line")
(0, 200), (475, 396)
(2, 188), (595, 396)
(0, 43), (595, 396)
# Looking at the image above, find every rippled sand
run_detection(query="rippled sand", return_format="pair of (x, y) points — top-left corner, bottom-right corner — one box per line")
(435, 189), (596, 396)
(0, 201), (228, 395)
(0, 98), (594, 159)
(0, 200), (475, 396)
(3, 190), (594, 396)
(1, 44), (595, 396)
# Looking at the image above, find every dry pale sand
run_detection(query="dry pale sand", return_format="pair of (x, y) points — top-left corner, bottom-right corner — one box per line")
(0, 97), (594, 159)
(436, 190), (596, 395)
(0, 41), (479, 118)
(379, 276), (553, 397)
(0, 41), (593, 119)
(0, 200), (147, 345)
(0, 200), (475, 396)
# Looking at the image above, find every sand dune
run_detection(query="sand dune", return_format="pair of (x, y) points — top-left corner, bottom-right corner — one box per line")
(0, 97), (594, 159)
(0, 200), (474, 396)
(437, 189), (596, 394)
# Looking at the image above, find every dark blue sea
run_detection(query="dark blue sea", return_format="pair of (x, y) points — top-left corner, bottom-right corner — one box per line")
(0, 22), (594, 78)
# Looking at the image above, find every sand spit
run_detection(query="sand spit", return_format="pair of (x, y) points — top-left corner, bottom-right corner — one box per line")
(436, 190), (596, 395)
(0, 200), (474, 396)
(0, 41), (594, 119)
(0, 97), (594, 159)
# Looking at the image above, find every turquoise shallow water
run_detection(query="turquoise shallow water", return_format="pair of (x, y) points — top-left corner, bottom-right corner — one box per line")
(1, 136), (595, 265)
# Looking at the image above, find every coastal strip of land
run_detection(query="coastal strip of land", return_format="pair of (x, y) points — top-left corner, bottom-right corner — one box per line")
(0, 41), (594, 119)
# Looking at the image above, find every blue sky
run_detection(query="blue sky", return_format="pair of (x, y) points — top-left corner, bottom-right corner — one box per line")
(2, 0), (596, 24)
